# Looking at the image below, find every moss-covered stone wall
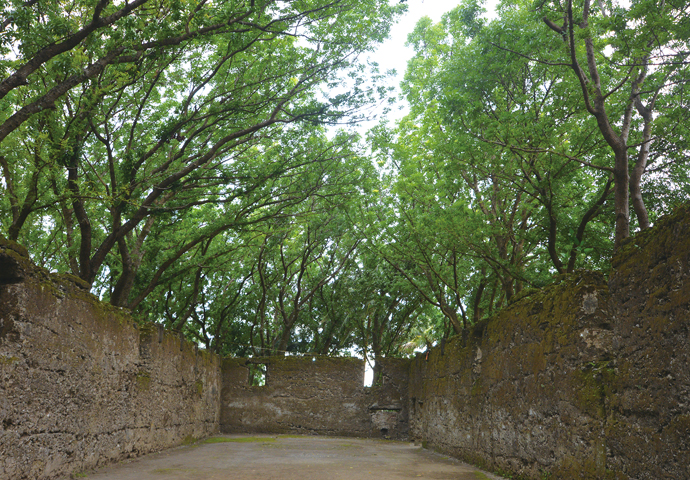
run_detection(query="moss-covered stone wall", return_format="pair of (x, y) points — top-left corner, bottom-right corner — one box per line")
(408, 206), (690, 479)
(3, 204), (689, 479)
(605, 205), (690, 479)
(220, 356), (410, 439)
(0, 237), (222, 480)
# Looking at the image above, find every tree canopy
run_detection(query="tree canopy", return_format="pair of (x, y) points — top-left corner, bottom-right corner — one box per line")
(2, 0), (688, 359)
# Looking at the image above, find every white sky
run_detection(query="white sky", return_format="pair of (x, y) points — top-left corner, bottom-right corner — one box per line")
(357, 0), (495, 130)
(373, 0), (465, 87)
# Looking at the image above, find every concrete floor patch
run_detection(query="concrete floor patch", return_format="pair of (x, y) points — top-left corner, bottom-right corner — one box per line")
(84, 435), (506, 480)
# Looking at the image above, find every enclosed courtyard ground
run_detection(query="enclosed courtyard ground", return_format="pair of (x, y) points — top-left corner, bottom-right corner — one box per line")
(82, 435), (505, 480)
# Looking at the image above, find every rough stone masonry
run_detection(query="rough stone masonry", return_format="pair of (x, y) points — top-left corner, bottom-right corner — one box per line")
(0, 237), (221, 480)
(2, 204), (690, 480)
(408, 205), (690, 479)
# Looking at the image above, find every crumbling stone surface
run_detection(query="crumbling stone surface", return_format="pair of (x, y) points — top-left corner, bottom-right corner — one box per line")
(606, 205), (690, 479)
(3, 204), (690, 480)
(0, 237), (221, 480)
(409, 271), (614, 479)
(369, 357), (411, 438)
(408, 205), (690, 480)
(220, 356), (410, 439)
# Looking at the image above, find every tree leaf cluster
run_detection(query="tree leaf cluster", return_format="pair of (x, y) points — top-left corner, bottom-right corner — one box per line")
(3, 0), (688, 358)
(362, 0), (689, 342)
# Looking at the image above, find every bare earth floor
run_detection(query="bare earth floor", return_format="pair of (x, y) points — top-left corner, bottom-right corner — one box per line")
(83, 435), (506, 480)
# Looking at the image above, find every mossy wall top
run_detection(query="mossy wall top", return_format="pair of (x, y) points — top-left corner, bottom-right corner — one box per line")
(409, 205), (690, 480)
(0, 236), (222, 480)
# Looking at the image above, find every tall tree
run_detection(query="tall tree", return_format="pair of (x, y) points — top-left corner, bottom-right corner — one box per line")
(133, 132), (373, 356)
(539, 0), (690, 245)
(362, 5), (617, 337)
(437, 3), (616, 274)
(0, 0), (405, 301)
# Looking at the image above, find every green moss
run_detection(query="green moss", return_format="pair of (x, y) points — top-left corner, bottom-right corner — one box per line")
(574, 361), (615, 419)
(152, 468), (196, 474)
(75, 291), (131, 326)
(552, 449), (622, 480)
(181, 434), (198, 445)
(195, 379), (204, 396)
(135, 371), (151, 391)
(138, 322), (158, 343)
(508, 287), (541, 305)
(667, 414), (690, 443)
(470, 378), (484, 397)
(54, 272), (90, 290)
(31, 271), (132, 332)
(0, 234), (29, 258)
(221, 357), (246, 370)
(611, 205), (690, 269)
(490, 271), (608, 341)
(35, 276), (66, 298)
(0, 355), (19, 365)
(201, 436), (277, 444)
(648, 284), (670, 306)
(612, 203), (690, 271)
(7, 241), (132, 332)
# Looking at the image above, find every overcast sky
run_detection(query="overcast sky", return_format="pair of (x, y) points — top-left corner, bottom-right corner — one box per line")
(356, 0), (467, 129)
(350, 0), (503, 131)
(375, 1), (464, 80)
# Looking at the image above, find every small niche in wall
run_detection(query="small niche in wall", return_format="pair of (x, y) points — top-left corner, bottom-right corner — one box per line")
(248, 363), (267, 386)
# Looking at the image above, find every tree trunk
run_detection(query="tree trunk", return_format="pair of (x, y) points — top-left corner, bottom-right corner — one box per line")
(613, 148), (630, 247)
(630, 99), (653, 231)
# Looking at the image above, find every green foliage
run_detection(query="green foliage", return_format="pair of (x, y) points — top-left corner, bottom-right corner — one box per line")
(2, 0), (687, 356)
(361, 0), (689, 344)
(0, 0), (427, 358)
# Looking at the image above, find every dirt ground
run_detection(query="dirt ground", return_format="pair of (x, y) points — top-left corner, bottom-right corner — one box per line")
(83, 435), (506, 480)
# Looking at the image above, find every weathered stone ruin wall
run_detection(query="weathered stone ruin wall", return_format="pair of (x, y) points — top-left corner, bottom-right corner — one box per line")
(0, 238), (221, 480)
(605, 208), (690, 479)
(408, 272), (616, 478)
(369, 357), (410, 438)
(3, 204), (689, 480)
(408, 206), (690, 480)
(220, 356), (410, 439)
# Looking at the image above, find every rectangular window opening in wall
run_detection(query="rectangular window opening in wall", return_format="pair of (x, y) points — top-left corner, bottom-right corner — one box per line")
(364, 359), (374, 387)
(248, 363), (267, 386)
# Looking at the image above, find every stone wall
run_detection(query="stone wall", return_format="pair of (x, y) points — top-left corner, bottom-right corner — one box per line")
(605, 207), (690, 479)
(408, 206), (690, 480)
(3, 204), (689, 480)
(0, 238), (221, 480)
(220, 356), (410, 439)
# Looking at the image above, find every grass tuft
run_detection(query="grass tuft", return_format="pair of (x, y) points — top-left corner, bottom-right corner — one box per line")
(202, 436), (277, 444)
(473, 473), (492, 480)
